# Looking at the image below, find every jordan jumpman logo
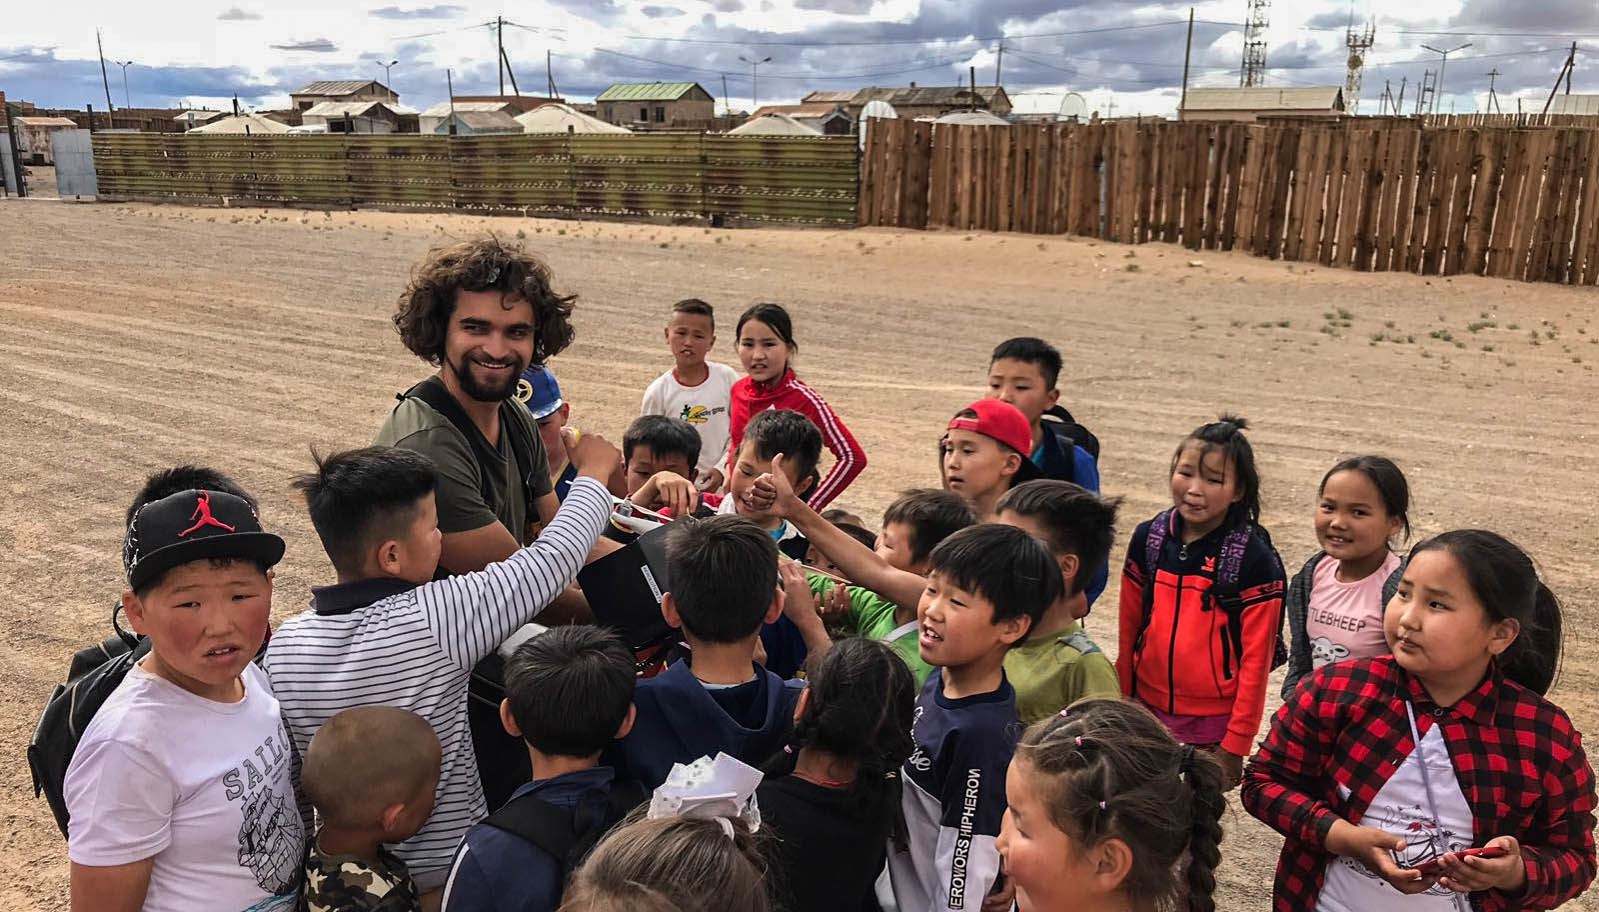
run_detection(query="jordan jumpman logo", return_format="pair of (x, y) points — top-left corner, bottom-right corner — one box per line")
(180, 491), (236, 537)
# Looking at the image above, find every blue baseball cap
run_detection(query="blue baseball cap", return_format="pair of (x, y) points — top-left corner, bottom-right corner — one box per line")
(515, 364), (565, 419)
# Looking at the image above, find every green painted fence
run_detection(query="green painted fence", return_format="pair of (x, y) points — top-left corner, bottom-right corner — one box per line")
(91, 132), (858, 225)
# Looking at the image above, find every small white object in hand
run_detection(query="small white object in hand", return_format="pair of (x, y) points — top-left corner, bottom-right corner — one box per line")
(647, 752), (765, 838)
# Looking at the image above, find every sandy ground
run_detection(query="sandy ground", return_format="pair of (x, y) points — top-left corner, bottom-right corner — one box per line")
(2, 199), (1597, 910)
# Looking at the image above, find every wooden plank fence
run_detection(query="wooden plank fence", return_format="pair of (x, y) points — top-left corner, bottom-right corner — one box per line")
(859, 117), (1599, 284)
(92, 132), (858, 225)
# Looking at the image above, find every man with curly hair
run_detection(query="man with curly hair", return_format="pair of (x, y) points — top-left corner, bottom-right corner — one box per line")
(377, 236), (583, 574)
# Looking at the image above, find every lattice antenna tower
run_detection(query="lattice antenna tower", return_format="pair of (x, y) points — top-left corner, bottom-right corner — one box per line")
(1240, 0), (1270, 87)
(1345, 17), (1376, 114)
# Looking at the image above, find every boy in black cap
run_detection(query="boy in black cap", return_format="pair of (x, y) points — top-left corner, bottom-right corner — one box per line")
(65, 485), (305, 912)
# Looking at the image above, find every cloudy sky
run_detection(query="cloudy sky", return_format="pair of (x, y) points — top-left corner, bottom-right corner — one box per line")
(2, 0), (1594, 117)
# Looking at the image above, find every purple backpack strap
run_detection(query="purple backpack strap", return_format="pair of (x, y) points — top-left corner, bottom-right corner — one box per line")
(1144, 509), (1171, 581)
(1216, 523), (1252, 591)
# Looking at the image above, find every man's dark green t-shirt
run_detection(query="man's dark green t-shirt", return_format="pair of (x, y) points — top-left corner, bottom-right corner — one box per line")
(375, 393), (553, 543)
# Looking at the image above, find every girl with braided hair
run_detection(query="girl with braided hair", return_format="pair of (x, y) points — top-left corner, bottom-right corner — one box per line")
(996, 698), (1226, 912)
(758, 637), (918, 912)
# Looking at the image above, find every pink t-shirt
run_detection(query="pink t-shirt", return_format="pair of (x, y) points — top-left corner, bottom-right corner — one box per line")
(1303, 551), (1401, 672)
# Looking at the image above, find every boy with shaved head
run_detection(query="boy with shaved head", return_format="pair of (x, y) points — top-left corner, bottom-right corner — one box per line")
(302, 707), (442, 912)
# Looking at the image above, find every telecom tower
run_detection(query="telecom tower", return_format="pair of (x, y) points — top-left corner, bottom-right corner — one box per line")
(1241, 0), (1269, 87)
(1415, 70), (1436, 115)
(1344, 19), (1375, 114)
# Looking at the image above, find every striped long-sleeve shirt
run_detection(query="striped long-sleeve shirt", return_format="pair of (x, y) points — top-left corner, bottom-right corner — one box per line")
(261, 478), (610, 879)
(727, 368), (866, 510)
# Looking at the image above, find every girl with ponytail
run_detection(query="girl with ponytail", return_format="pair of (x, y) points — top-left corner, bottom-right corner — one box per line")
(1244, 530), (1597, 911)
(758, 637), (917, 912)
(996, 698), (1226, 912)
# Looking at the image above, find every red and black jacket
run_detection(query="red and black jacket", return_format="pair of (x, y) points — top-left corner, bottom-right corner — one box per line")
(1116, 511), (1286, 757)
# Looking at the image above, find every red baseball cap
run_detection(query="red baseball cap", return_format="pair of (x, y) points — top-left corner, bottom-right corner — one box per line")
(946, 399), (1043, 481)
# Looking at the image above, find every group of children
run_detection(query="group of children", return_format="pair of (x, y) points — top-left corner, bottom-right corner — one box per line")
(58, 286), (1596, 912)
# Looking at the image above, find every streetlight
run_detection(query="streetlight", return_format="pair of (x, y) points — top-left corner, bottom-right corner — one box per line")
(115, 60), (134, 109)
(375, 59), (398, 99)
(738, 54), (772, 112)
(1420, 43), (1471, 115)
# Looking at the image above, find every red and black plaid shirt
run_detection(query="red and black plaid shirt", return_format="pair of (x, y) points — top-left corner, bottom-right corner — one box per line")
(1242, 656), (1596, 911)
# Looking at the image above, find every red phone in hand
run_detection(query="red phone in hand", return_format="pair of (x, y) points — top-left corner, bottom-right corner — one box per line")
(1410, 846), (1507, 876)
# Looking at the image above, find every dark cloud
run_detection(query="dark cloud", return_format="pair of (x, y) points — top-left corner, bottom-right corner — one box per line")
(217, 7), (262, 20)
(1453, 0), (1598, 30)
(369, 4), (466, 19)
(269, 39), (339, 53)
(0, 47), (274, 109)
(642, 5), (686, 18)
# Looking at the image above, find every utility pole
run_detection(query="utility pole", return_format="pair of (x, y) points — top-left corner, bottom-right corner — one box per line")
(995, 40), (1004, 86)
(115, 60), (134, 109)
(738, 54), (771, 111)
(1396, 76), (1407, 115)
(1415, 70), (1434, 115)
(969, 66), (977, 110)
(496, 16), (504, 96)
(96, 28), (116, 127)
(721, 73), (730, 117)
(547, 50), (555, 97)
(1540, 42), (1576, 115)
(446, 69), (457, 135)
(1420, 42), (1471, 116)
(1240, 0), (1269, 87)
(1486, 68), (1502, 114)
(1180, 8), (1194, 116)
(500, 46), (520, 95)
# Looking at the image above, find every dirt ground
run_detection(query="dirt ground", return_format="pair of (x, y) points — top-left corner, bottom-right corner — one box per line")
(2, 198), (1597, 910)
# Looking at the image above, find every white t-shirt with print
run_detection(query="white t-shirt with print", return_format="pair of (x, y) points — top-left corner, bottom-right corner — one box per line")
(1317, 721), (1474, 911)
(66, 662), (303, 912)
(640, 362), (739, 480)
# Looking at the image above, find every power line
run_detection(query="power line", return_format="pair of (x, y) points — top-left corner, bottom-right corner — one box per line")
(592, 19), (1216, 49)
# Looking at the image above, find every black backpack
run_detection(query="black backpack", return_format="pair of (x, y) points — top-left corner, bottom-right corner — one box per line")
(28, 604), (152, 838)
(478, 781), (648, 886)
(1041, 404), (1100, 462)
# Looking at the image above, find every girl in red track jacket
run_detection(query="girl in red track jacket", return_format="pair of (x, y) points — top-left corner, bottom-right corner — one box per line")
(1116, 414), (1285, 790)
(726, 303), (866, 511)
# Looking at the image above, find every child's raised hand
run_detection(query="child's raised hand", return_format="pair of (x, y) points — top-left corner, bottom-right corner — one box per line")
(649, 471), (699, 517)
(817, 582), (853, 625)
(1325, 820), (1437, 894)
(1215, 749), (1245, 792)
(1438, 837), (1524, 895)
(695, 467), (725, 493)
(778, 561), (823, 629)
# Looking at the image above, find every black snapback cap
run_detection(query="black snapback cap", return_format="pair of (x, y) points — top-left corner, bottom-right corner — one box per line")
(123, 489), (286, 591)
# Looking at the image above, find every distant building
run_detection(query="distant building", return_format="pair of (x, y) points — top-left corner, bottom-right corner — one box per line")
(289, 80), (397, 112)
(14, 116), (78, 164)
(1549, 94), (1599, 116)
(452, 95), (562, 114)
(174, 110), (228, 131)
(1180, 86), (1345, 122)
(300, 101), (418, 133)
(803, 85), (1011, 121)
(444, 110), (523, 135)
(419, 100), (553, 134)
(749, 104), (852, 135)
(595, 82), (715, 128)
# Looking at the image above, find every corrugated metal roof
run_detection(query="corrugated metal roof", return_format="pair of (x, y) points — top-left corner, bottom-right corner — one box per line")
(16, 116), (79, 127)
(292, 80), (386, 97)
(595, 82), (702, 101)
(1550, 94), (1599, 115)
(855, 85), (1007, 107)
(751, 103), (849, 120)
(1183, 86), (1344, 112)
(802, 90), (855, 104)
(301, 101), (414, 118)
(420, 101), (513, 117)
(454, 110), (522, 132)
